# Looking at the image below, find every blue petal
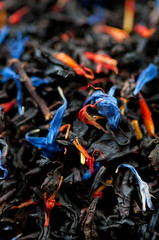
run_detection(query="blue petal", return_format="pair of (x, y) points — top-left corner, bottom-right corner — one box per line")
(84, 90), (117, 107)
(116, 164), (141, 182)
(25, 132), (61, 158)
(25, 133), (46, 149)
(1, 67), (19, 83)
(0, 25), (9, 44)
(46, 87), (67, 145)
(147, 196), (155, 210)
(0, 165), (8, 179)
(0, 150), (8, 180)
(156, 0), (159, 13)
(13, 77), (23, 115)
(30, 76), (50, 87)
(82, 162), (100, 180)
(6, 32), (29, 59)
(133, 63), (158, 95)
(25, 87), (67, 158)
(116, 163), (154, 211)
(108, 85), (117, 97)
(42, 142), (62, 158)
(87, 5), (105, 25)
(84, 90), (120, 130)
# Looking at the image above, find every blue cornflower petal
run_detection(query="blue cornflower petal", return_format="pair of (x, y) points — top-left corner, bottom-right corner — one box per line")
(0, 25), (9, 44)
(1, 67), (19, 83)
(0, 164), (8, 179)
(116, 164), (154, 211)
(87, 15), (102, 25)
(87, 8), (105, 25)
(87, 5), (105, 25)
(25, 87), (67, 158)
(46, 87), (67, 145)
(30, 76), (50, 87)
(84, 90), (120, 130)
(25, 130), (46, 149)
(1, 67), (23, 114)
(6, 32), (29, 59)
(25, 130), (61, 158)
(0, 150), (8, 180)
(156, 0), (159, 13)
(14, 77), (23, 115)
(82, 162), (100, 180)
(133, 63), (158, 95)
(108, 85), (117, 97)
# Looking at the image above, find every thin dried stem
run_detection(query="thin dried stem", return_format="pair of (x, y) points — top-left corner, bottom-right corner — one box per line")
(9, 59), (52, 120)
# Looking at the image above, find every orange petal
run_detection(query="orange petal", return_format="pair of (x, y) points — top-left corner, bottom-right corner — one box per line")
(134, 24), (156, 38)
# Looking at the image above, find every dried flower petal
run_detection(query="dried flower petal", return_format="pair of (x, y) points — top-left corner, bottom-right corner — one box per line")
(10, 199), (38, 209)
(93, 192), (103, 199)
(138, 93), (157, 137)
(8, 6), (30, 25)
(73, 138), (95, 173)
(134, 24), (156, 38)
(0, 1), (5, 10)
(44, 176), (63, 227)
(82, 162), (100, 181)
(6, 32), (29, 59)
(131, 119), (143, 140)
(108, 85), (117, 96)
(156, 0), (159, 13)
(133, 63), (158, 95)
(94, 177), (113, 198)
(0, 150), (8, 179)
(116, 163), (154, 211)
(1, 67), (19, 83)
(78, 78), (106, 91)
(73, 139), (103, 176)
(0, 99), (16, 113)
(94, 24), (129, 43)
(123, 0), (136, 33)
(59, 124), (71, 139)
(78, 104), (107, 133)
(54, 52), (94, 79)
(87, 5), (105, 25)
(0, 25), (9, 44)
(84, 90), (120, 131)
(84, 52), (118, 74)
(46, 87), (67, 144)
(25, 87), (67, 157)
(30, 76), (50, 87)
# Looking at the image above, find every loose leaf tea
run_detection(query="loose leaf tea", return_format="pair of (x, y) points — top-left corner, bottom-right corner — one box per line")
(0, 0), (158, 240)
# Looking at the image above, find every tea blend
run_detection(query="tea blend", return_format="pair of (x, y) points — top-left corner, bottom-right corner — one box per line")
(0, 0), (159, 239)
